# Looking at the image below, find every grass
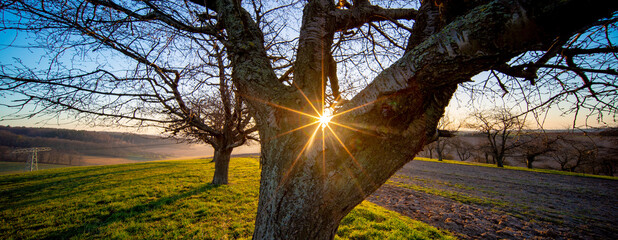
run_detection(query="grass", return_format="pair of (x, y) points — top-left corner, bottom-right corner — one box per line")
(0, 161), (73, 175)
(386, 179), (504, 208)
(413, 157), (618, 180)
(0, 158), (455, 240)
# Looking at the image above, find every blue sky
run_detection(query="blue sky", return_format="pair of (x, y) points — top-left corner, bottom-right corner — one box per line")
(0, 11), (615, 133)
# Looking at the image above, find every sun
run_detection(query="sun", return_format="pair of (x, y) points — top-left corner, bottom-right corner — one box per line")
(318, 110), (333, 129)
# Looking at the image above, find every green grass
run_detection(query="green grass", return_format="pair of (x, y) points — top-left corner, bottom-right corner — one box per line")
(414, 157), (618, 180)
(0, 158), (455, 240)
(0, 161), (73, 175)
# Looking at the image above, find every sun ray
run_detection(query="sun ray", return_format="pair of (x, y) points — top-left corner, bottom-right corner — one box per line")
(240, 83), (378, 198)
(273, 121), (320, 139)
(342, 164), (366, 198)
(331, 96), (385, 118)
(321, 126), (326, 179)
(279, 123), (322, 186)
(240, 93), (320, 120)
(326, 124), (365, 172)
(328, 121), (379, 137)
(292, 82), (322, 116)
(326, 124), (377, 193)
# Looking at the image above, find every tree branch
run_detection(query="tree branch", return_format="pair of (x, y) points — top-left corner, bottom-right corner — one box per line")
(331, 5), (417, 33)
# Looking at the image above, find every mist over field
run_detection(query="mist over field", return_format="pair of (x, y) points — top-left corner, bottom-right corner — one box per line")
(0, 126), (259, 173)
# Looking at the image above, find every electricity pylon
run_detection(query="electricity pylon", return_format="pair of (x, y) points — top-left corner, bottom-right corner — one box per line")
(12, 147), (52, 171)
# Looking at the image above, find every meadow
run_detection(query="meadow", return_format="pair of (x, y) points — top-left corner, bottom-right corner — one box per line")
(0, 161), (72, 175)
(0, 157), (455, 239)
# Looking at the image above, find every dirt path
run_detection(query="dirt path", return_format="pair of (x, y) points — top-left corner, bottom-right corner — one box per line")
(367, 160), (618, 240)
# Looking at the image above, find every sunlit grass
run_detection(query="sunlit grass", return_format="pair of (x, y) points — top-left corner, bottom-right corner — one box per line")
(336, 202), (455, 240)
(0, 158), (455, 239)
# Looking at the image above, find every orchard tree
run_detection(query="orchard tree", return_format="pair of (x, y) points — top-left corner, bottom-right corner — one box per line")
(551, 134), (598, 172)
(467, 108), (526, 167)
(435, 115), (456, 161)
(164, 42), (258, 185)
(517, 133), (558, 169)
(450, 137), (474, 161)
(0, 3), (258, 185)
(1, 0), (617, 239)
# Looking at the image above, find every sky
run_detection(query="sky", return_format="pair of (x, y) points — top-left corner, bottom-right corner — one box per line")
(0, 6), (615, 134)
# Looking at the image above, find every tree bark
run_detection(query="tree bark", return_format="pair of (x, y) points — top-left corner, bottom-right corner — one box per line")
(211, 147), (233, 185)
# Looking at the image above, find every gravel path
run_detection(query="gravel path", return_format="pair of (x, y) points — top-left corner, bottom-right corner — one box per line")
(367, 160), (618, 239)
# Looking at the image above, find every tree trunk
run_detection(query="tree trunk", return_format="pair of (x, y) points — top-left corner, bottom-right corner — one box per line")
(436, 138), (443, 161)
(210, 149), (219, 163)
(496, 154), (504, 168)
(209, 0), (618, 239)
(211, 147), (233, 185)
(252, 123), (436, 239)
(526, 155), (535, 169)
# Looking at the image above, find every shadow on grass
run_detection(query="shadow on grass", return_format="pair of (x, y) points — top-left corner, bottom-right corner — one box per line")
(1, 162), (180, 184)
(41, 183), (222, 240)
(0, 165), (169, 211)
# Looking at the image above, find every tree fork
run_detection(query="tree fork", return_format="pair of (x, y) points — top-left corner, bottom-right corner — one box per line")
(204, 0), (617, 239)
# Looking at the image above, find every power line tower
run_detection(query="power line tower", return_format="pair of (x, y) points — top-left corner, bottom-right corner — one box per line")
(12, 147), (52, 171)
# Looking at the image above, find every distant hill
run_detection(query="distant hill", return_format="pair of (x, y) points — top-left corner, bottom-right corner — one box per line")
(0, 126), (179, 165)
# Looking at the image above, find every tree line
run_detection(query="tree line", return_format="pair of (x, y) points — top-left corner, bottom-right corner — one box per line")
(0, 126), (172, 164)
(421, 110), (617, 176)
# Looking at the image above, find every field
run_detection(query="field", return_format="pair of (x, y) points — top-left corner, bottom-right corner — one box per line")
(0, 162), (72, 175)
(0, 157), (454, 240)
(369, 159), (618, 239)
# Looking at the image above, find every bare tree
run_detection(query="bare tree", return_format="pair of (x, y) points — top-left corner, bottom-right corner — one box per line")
(0, 2), (259, 185)
(467, 108), (526, 167)
(551, 135), (597, 172)
(595, 128), (618, 176)
(450, 137), (474, 161)
(517, 133), (558, 168)
(419, 142), (435, 159)
(1, 0), (617, 238)
(434, 115), (456, 161)
(164, 43), (258, 185)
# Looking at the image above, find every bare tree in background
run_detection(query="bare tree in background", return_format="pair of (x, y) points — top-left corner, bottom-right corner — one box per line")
(165, 43), (258, 185)
(1, 0), (617, 238)
(434, 115), (456, 161)
(551, 135), (598, 172)
(595, 128), (618, 176)
(419, 115), (456, 160)
(450, 137), (474, 161)
(0, 3), (260, 185)
(467, 108), (526, 167)
(517, 133), (558, 169)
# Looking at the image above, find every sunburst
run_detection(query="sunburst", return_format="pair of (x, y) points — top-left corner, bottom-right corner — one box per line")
(318, 108), (333, 129)
(252, 87), (383, 188)
(239, 77), (383, 192)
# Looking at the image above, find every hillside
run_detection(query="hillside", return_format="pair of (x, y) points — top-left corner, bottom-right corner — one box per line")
(0, 126), (214, 167)
(0, 157), (454, 239)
